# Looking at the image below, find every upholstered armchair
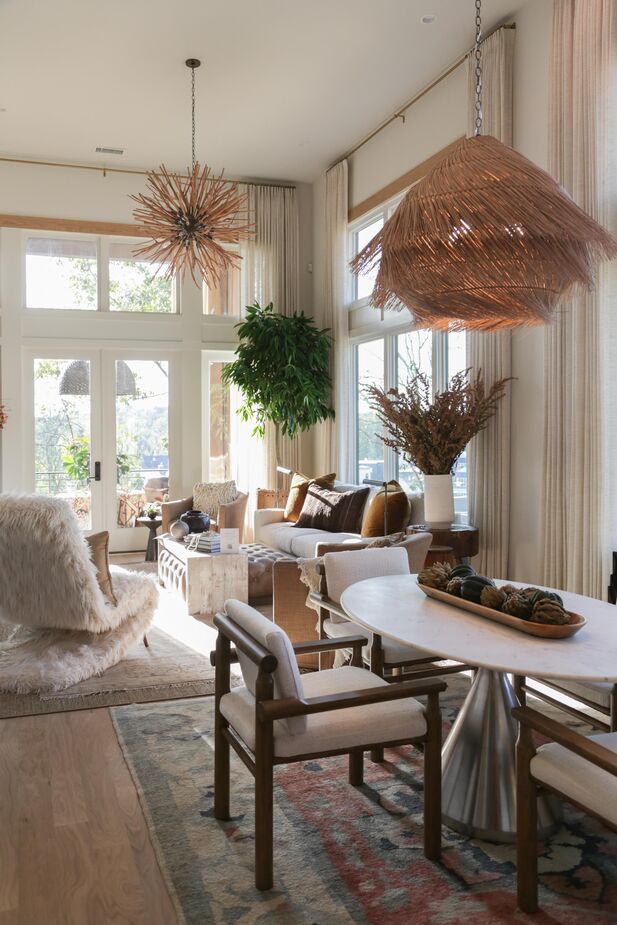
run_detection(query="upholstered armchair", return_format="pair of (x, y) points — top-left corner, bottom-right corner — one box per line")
(161, 491), (248, 541)
(211, 599), (445, 890)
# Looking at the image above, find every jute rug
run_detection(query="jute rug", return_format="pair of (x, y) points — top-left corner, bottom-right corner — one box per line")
(0, 627), (215, 719)
(111, 676), (617, 925)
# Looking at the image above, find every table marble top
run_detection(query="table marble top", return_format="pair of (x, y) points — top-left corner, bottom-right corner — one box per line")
(341, 575), (617, 681)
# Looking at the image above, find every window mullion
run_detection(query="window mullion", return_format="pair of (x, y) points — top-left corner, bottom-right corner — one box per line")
(384, 335), (397, 481)
(98, 237), (110, 312)
(433, 331), (448, 393)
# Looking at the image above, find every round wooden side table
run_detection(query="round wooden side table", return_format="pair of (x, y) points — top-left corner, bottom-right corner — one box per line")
(137, 516), (162, 562)
(407, 523), (479, 564)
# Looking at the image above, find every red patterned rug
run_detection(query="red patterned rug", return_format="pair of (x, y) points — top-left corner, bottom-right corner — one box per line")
(112, 678), (617, 924)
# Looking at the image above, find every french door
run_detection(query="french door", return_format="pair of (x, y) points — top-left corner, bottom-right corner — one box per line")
(26, 348), (176, 552)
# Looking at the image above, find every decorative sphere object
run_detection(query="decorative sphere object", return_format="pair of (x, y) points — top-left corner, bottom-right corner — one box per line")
(170, 519), (190, 541)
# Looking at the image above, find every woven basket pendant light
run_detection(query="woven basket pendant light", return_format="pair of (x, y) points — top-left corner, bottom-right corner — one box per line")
(351, 1), (617, 331)
(131, 59), (252, 287)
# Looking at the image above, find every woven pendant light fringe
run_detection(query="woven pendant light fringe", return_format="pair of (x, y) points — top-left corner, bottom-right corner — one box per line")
(351, 135), (617, 331)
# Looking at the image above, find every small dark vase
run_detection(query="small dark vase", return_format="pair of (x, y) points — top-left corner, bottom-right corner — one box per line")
(180, 510), (211, 534)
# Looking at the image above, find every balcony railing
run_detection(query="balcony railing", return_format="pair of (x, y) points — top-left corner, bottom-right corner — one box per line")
(35, 467), (167, 495)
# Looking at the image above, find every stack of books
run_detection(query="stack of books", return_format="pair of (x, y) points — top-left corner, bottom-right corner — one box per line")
(186, 531), (221, 553)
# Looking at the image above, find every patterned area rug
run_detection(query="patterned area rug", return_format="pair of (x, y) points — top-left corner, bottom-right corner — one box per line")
(111, 678), (617, 925)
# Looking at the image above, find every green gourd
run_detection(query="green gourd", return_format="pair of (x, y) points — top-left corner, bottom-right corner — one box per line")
(460, 575), (496, 604)
(529, 588), (564, 608)
(449, 564), (477, 580)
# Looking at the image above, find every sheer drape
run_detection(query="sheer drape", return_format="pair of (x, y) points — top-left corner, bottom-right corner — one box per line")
(239, 184), (301, 489)
(315, 160), (353, 478)
(465, 26), (514, 576)
(542, 0), (614, 597)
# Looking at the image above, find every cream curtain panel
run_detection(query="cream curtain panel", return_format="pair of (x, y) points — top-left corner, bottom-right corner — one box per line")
(465, 26), (514, 577)
(542, 0), (614, 597)
(316, 160), (353, 479)
(239, 184), (301, 488)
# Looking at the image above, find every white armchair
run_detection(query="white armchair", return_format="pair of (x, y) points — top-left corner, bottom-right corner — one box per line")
(211, 599), (445, 891)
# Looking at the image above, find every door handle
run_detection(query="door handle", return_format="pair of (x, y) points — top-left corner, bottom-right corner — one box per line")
(87, 461), (101, 483)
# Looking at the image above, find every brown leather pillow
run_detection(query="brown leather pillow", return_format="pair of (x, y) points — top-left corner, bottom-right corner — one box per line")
(295, 485), (369, 534)
(85, 531), (117, 605)
(361, 480), (411, 538)
(284, 471), (336, 522)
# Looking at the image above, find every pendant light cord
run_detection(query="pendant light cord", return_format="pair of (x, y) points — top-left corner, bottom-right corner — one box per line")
(191, 64), (196, 170)
(474, 0), (483, 136)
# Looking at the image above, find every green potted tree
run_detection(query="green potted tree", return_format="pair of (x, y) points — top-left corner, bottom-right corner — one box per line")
(221, 302), (335, 455)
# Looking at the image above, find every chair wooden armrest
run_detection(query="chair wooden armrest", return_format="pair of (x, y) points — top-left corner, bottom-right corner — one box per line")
(513, 705), (617, 776)
(292, 635), (369, 655)
(212, 612), (278, 673)
(258, 677), (447, 721)
(309, 591), (349, 622)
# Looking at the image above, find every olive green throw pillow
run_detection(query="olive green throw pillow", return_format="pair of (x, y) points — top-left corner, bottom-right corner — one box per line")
(85, 531), (117, 605)
(361, 480), (411, 538)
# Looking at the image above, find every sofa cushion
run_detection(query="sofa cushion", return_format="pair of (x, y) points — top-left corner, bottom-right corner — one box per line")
(284, 471), (336, 522)
(257, 521), (319, 555)
(289, 531), (362, 559)
(296, 485), (370, 533)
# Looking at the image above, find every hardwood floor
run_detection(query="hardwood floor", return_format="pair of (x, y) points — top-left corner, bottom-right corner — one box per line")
(0, 708), (178, 925)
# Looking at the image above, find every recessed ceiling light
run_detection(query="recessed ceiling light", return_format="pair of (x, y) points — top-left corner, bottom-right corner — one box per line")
(95, 146), (124, 155)
(421, 14), (437, 24)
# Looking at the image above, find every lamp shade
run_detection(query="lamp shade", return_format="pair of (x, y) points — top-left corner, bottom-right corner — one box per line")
(351, 135), (617, 331)
(59, 360), (136, 396)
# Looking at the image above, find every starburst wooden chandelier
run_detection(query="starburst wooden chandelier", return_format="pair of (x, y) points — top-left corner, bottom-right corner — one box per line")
(351, 0), (617, 331)
(131, 59), (252, 287)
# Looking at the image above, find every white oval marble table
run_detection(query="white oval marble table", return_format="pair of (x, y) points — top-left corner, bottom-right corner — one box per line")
(341, 575), (617, 843)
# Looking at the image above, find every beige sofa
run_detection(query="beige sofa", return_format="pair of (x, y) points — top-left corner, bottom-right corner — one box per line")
(254, 480), (425, 559)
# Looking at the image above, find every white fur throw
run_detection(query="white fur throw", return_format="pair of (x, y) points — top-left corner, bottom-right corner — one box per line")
(193, 480), (237, 519)
(0, 494), (159, 694)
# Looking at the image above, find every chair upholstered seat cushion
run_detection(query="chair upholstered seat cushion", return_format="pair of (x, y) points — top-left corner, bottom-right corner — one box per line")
(530, 731), (617, 827)
(220, 666), (426, 758)
(540, 678), (614, 709)
(323, 618), (431, 663)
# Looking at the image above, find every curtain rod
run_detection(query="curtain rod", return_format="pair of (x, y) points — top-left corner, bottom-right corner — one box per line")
(0, 155), (296, 190)
(335, 22), (516, 166)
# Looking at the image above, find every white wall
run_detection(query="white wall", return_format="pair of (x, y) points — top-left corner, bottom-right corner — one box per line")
(311, 0), (553, 579)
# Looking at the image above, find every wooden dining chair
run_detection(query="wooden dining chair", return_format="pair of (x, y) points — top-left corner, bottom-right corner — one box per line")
(515, 674), (617, 732)
(514, 704), (617, 913)
(211, 599), (446, 891)
(311, 546), (471, 681)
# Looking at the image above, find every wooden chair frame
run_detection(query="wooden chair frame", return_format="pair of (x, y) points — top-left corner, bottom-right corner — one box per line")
(211, 611), (446, 891)
(514, 674), (617, 732)
(514, 705), (617, 913)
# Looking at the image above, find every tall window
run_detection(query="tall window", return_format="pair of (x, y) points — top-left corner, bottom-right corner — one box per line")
(25, 234), (177, 313)
(350, 198), (469, 518)
(203, 252), (241, 316)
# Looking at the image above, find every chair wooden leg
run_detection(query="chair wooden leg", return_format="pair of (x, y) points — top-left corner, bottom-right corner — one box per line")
(143, 634), (149, 648)
(513, 674), (526, 706)
(349, 750), (364, 786)
(255, 729), (274, 890)
(610, 685), (617, 732)
(214, 631), (231, 821)
(516, 721), (539, 913)
(370, 746), (385, 762)
(423, 690), (442, 861)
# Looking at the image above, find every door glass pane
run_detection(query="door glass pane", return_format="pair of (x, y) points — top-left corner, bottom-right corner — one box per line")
(34, 358), (92, 528)
(395, 330), (432, 493)
(448, 332), (468, 518)
(26, 238), (97, 310)
(356, 339), (384, 482)
(203, 261), (241, 316)
(209, 362), (231, 480)
(109, 242), (173, 312)
(354, 217), (384, 300)
(115, 360), (169, 528)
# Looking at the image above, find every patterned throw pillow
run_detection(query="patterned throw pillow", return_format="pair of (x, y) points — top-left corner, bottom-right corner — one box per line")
(284, 471), (336, 522)
(295, 485), (370, 534)
(193, 480), (238, 520)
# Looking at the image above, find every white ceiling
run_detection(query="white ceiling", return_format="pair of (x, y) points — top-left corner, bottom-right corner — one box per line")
(0, 0), (520, 183)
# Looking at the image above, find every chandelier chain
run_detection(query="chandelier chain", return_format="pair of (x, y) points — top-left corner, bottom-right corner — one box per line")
(474, 0), (483, 136)
(191, 65), (196, 170)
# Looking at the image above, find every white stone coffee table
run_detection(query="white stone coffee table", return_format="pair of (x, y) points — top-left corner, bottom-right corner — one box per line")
(158, 534), (248, 618)
(341, 574), (617, 842)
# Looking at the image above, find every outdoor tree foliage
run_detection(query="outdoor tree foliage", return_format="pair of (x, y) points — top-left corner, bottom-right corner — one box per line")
(221, 302), (335, 439)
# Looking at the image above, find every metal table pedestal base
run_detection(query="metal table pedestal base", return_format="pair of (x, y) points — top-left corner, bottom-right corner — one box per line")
(441, 668), (561, 842)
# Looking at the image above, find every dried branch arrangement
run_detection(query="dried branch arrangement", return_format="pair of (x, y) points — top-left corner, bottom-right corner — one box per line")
(365, 369), (510, 474)
(131, 163), (253, 287)
(351, 135), (617, 331)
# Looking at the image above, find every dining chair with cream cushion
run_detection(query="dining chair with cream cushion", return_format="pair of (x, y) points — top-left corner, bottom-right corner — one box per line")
(514, 703), (617, 913)
(211, 599), (445, 890)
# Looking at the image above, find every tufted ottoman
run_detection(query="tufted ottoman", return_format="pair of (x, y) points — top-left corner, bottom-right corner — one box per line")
(241, 543), (293, 604)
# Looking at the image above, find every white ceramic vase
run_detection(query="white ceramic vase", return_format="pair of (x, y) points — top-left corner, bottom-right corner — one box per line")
(423, 474), (455, 528)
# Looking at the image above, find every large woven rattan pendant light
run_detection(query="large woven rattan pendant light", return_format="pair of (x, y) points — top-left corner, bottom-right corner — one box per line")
(351, 0), (617, 331)
(131, 59), (252, 287)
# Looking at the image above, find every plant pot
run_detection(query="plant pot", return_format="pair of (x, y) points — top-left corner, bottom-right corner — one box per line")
(423, 474), (455, 528)
(180, 510), (211, 534)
